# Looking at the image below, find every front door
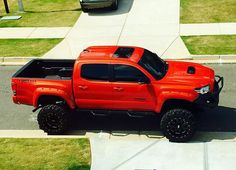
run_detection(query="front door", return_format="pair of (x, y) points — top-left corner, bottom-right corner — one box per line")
(110, 64), (156, 111)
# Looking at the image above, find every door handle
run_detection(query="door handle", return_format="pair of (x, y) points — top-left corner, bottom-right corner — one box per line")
(79, 85), (88, 90)
(113, 87), (123, 91)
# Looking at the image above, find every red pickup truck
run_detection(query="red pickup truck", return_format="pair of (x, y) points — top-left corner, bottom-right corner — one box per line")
(12, 46), (223, 142)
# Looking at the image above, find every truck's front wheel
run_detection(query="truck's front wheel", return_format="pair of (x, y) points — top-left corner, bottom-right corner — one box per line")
(37, 104), (68, 135)
(160, 108), (196, 142)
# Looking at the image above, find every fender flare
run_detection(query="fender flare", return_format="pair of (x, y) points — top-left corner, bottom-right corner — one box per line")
(33, 88), (76, 109)
(155, 91), (198, 113)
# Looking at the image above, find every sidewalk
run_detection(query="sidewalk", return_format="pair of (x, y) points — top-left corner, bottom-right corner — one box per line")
(0, 27), (71, 38)
(180, 23), (236, 36)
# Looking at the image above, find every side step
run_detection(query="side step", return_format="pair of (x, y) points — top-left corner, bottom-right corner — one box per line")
(78, 109), (156, 118)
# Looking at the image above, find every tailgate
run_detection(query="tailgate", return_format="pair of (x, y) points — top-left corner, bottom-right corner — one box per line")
(11, 78), (36, 105)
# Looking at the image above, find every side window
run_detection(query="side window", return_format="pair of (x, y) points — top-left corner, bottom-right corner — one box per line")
(114, 64), (148, 82)
(81, 64), (109, 81)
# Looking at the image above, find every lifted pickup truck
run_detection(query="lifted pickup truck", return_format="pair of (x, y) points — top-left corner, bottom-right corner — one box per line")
(12, 46), (223, 142)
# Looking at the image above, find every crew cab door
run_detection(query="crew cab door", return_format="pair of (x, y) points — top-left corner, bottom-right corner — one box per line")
(74, 63), (114, 109)
(110, 64), (156, 111)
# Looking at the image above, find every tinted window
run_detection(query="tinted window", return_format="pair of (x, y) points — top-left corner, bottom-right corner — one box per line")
(114, 64), (147, 82)
(81, 64), (109, 81)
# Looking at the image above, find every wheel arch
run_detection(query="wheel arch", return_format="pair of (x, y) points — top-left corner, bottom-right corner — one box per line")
(37, 95), (65, 105)
(33, 88), (76, 109)
(160, 99), (196, 114)
(34, 94), (75, 109)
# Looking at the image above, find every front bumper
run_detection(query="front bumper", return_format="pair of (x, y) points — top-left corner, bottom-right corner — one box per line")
(194, 75), (224, 108)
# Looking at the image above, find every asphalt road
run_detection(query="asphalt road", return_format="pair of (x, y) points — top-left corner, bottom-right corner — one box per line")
(0, 64), (236, 133)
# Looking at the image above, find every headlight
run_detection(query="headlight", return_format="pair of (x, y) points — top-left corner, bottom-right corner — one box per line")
(195, 85), (210, 94)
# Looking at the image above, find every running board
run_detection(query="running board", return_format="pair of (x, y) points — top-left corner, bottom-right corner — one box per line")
(78, 109), (156, 118)
(90, 110), (108, 117)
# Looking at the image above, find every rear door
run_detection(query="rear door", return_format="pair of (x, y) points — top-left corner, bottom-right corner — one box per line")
(74, 63), (114, 109)
(110, 64), (156, 111)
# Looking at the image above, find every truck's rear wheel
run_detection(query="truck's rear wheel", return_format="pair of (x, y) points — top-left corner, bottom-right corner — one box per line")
(37, 104), (68, 135)
(160, 108), (196, 142)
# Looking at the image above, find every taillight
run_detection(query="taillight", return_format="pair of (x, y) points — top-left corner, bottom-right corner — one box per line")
(12, 82), (17, 96)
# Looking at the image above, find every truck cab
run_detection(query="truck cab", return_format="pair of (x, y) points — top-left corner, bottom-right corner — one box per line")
(12, 46), (223, 142)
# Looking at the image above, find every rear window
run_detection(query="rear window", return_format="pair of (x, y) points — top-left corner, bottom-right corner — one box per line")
(81, 64), (109, 81)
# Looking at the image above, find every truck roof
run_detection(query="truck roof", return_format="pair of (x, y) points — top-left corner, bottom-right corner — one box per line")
(78, 46), (145, 63)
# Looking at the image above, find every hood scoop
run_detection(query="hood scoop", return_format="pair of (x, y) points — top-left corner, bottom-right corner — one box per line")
(187, 66), (196, 74)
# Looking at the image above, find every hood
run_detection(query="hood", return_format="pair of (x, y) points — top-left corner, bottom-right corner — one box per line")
(162, 61), (215, 91)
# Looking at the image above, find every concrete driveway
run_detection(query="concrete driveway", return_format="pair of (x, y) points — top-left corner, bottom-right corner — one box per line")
(44, 0), (184, 59)
(90, 132), (236, 170)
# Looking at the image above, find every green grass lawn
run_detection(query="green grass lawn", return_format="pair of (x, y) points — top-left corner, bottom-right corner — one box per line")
(0, 0), (81, 27)
(0, 39), (62, 57)
(181, 35), (236, 55)
(181, 0), (236, 23)
(0, 138), (90, 170)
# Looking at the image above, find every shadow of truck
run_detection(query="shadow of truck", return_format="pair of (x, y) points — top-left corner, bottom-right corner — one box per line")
(67, 106), (236, 141)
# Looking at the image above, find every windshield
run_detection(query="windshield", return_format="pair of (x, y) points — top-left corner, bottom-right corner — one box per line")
(138, 49), (168, 80)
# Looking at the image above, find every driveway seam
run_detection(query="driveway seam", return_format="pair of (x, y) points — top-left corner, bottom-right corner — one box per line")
(160, 35), (179, 57)
(27, 27), (37, 38)
(112, 140), (160, 170)
(64, 27), (73, 37)
(204, 143), (209, 170)
(218, 23), (221, 35)
(116, 11), (130, 45)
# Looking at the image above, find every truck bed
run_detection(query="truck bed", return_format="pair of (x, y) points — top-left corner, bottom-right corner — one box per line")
(13, 59), (75, 80)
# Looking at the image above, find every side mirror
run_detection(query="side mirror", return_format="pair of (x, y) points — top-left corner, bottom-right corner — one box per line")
(138, 76), (150, 84)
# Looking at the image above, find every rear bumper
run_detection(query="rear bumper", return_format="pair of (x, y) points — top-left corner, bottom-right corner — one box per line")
(194, 75), (224, 108)
(12, 96), (18, 104)
(80, 0), (114, 10)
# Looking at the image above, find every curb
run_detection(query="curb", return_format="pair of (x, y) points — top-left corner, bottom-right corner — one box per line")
(1, 55), (236, 66)
(174, 55), (236, 64)
(191, 55), (236, 61)
(0, 130), (87, 138)
(0, 57), (39, 66)
(190, 55), (236, 64)
(0, 130), (235, 142)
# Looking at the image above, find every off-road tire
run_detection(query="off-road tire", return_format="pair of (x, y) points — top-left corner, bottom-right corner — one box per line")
(160, 108), (196, 142)
(111, 0), (118, 10)
(37, 104), (69, 135)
